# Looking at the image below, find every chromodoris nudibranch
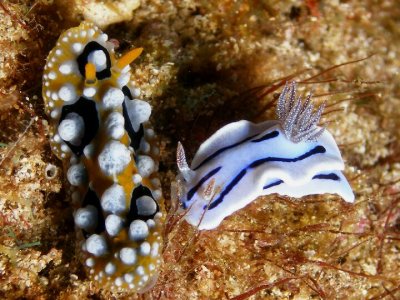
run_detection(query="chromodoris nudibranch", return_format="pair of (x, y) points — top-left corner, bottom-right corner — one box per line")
(42, 22), (164, 292)
(177, 82), (354, 230)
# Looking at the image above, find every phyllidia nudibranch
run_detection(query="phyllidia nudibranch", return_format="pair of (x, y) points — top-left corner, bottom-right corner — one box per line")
(176, 82), (354, 230)
(42, 22), (164, 292)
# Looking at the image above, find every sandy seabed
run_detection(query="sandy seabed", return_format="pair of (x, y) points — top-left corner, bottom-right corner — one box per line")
(0, 0), (399, 299)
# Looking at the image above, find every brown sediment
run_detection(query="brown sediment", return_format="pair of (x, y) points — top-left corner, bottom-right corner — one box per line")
(0, 0), (399, 299)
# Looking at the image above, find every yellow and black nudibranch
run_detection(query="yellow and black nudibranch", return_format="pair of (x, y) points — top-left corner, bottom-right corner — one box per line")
(43, 22), (164, 292)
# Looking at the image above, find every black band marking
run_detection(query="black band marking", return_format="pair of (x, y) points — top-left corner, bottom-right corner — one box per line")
(263, 180), (284, 190)
(193, 130), (279, 171)
(186, 166), (222, 201)
(193, 135), (257, 171)
(312, 173), (340, 181)
(248, 146), (326, 169)
(82, 187), (105, 237)
(208, 145), (326, 210)
(208, 169), (247, 210)
(59, 97), (99, 156)
(77, 41), (112, 80)
(251, 130), (279, 143)
(262, 173), (341, 191)
(122, 85), (133, 99)
(127, 185), (159, 223)
(122, 100), (144, 151)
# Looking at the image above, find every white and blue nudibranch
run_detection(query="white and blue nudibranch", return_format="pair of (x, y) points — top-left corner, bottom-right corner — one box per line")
(177, 82), (354, 230)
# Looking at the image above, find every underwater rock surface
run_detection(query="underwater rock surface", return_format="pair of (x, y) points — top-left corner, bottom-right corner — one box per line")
(0, 0), (399, 299)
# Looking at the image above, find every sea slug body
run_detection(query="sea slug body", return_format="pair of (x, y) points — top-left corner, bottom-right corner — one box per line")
(42, 22), (164, 292)
(177, 82), (354, 230)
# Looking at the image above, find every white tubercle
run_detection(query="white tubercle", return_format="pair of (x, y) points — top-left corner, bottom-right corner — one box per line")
(105, 214), (124, 236)
(124, 273), (134, 283)
(72, 42), (83, 53)
(83, 143), (95, 158)
(102, 87), (125, 108)
(124, 99), (151, 131)
(136, 196), (157, 216)
(83, 87), (96, 98)
(86, 234), (108, 257)
(146, 219), (156, 229)
(137, 155), (155, 177)
(105, 112), (125, 140)
(119, 247), (137, 265)
(118, 72), (130, 88)
(88, 50), (107, 71)
(101, 183), (126, 214)
(58, 84), (77, 102)
(86, 257), (95, 267)
(59, 61), (75, 75)
(67, 163), (87, 186)
(129, 220), (149, 241)
(58, 112), (85, 145)
(98, 140), (131, 176)
(133, 174), (142, 184)
(139, 242), (151, 256)
(115, 277), (123, 286)
(105, 262), (116, 275)
(151, 242), (159, 258)
(74, 205), (98, 232)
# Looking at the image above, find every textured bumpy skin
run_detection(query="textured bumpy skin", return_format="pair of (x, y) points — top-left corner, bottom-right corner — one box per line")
(43, 22), (164, 292)
(177, 86), (354, 230)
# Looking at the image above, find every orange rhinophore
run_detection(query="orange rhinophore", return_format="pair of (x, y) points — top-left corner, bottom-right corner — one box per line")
(42, 22), (164, 292)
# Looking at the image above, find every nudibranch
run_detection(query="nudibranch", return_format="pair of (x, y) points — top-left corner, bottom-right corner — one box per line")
(177, 82), (354, 230)
(42, 22), (164, 292)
